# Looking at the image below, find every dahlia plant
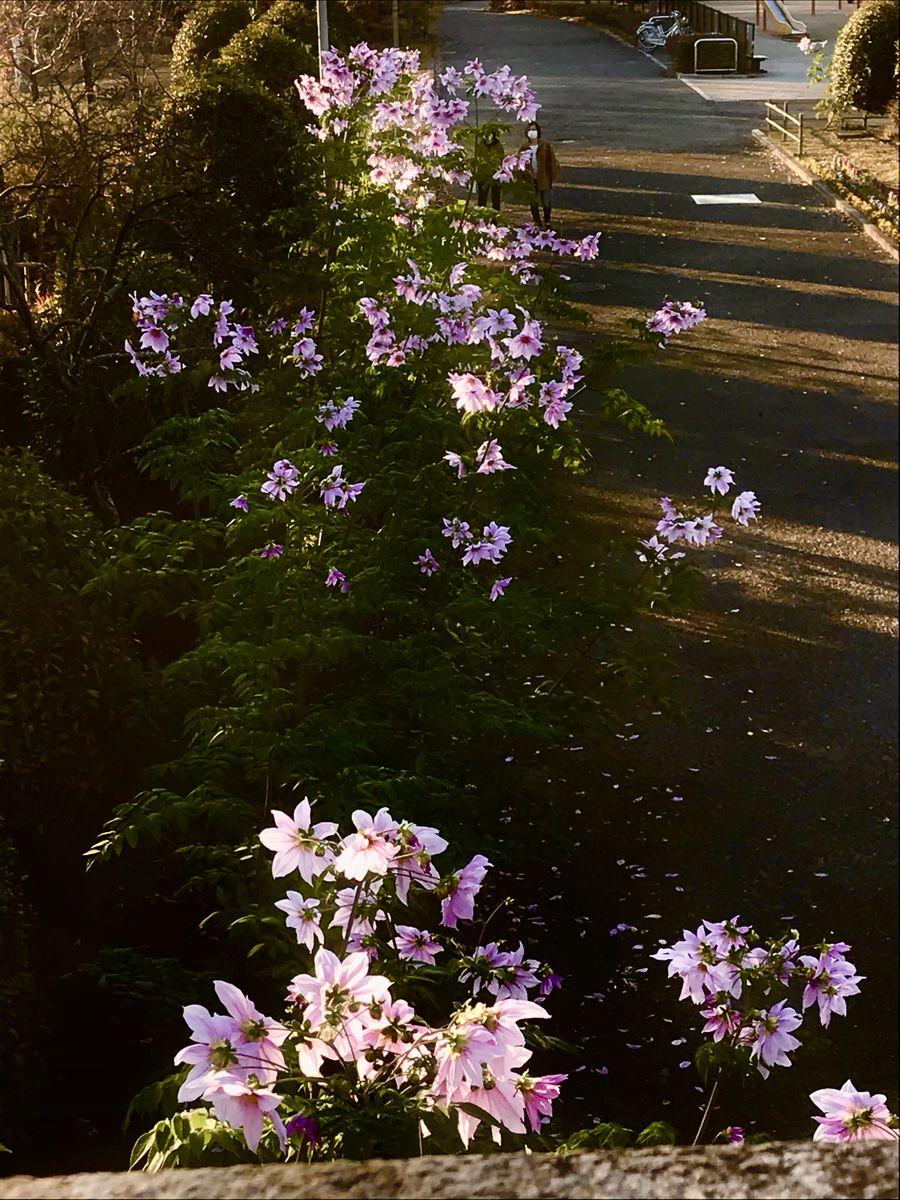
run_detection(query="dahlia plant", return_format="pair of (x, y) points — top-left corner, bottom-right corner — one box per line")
(132, 803), (565, 1166)
(653, 918), (880, 1143)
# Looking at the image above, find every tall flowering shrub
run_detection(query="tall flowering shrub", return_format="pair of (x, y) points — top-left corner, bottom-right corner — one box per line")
(90, 46), (710, 895)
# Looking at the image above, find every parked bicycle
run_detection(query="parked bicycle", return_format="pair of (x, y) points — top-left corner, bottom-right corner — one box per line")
(636, 10), (690, 50)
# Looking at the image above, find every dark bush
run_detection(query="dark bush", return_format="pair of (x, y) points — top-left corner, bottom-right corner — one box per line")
(0, 450), (138, 848)
(0, 820), (42, 1156)
(829, 0), (899, 114)
(170, 0), (254, 83)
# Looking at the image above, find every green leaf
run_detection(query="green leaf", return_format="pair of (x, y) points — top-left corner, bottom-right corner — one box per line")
(601, 387), (671, 439)
(635, 1120), (678, 1147)
(695, 1041), (719, 1087)
(129, 1129), (157, 1170)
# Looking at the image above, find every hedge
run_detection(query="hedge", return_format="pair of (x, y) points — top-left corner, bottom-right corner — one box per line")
(829, 0), (899, 114)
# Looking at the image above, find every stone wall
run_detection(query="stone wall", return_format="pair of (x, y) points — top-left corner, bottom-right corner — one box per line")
(2, 1141), (898, 1199)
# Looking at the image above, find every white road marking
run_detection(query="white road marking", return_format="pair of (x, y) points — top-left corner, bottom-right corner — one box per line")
(691, 193), (762, 204)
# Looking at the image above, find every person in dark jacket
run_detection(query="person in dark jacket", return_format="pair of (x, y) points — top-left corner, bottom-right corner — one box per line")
(474, 129), (504, 211)
(520, 121), (560, 229)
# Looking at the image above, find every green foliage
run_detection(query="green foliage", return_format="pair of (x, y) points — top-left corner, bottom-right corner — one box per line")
(634, 1120), (678, 1147)
(258, 0), (319, 41)
(828, 0), (900, 114)
(81, 61), (703, 980)
(170, 0), (255, 83)
(131, 1082), (431, 1168)
(694, 1039), (753, 1086)
(68, 947), (207, 1026)
(600, 387), (671, 440)
(126, 1072), (192, 1132)
(2, 44), (721, 1168)
(558, 1117), (676, 1151)
(0, 3), (298, 496)
(886, 40), (900, 141)
(558, 1121), (635, 1150)
(130, 1107), (266, 1170)
(163, 68), (299, 211)
(0, 450), (139, 838)
(168, 0), (376, 91)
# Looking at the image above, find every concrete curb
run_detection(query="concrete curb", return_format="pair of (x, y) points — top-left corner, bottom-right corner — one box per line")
(641, 46), (670, 72)
(751, 128), (900, 263)
(2, 1142), (898, 1200)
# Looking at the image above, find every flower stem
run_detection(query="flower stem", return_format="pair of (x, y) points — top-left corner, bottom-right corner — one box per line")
(340, 881), (364, 955)
(692, 1074), (721, 1146)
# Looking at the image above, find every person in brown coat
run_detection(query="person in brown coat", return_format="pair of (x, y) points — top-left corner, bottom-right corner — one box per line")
(520, 121), (560, 229)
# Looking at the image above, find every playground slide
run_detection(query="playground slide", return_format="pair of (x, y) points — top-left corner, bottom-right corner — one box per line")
(762, 0), (808, 37)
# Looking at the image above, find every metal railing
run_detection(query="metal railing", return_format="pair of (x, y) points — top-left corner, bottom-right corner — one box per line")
(765, 100), (805, 155)
(658, 0), (755, 72)
(763, 101), (889, 160)
(694, 36), (738, 71)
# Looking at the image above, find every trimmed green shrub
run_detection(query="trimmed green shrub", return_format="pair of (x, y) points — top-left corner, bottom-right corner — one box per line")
(161, 67), (298, 212)
(829, 0), (899, 114)
(145, 63), (321, 329)
(884, 39), (900, 141)
(218, 5), (317, 93)
(253, 0), (318, 43)
(170, 0), (254, 83)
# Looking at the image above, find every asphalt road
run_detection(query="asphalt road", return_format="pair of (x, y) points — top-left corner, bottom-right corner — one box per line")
(439, 1), (899, 1142)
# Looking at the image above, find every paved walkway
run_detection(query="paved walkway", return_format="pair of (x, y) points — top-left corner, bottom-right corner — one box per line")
(439, 0), (898, 1141)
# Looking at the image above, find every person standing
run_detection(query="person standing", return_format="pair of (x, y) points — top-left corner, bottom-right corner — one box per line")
(474, 129), (504, 212)
(521, 121), (560, 229)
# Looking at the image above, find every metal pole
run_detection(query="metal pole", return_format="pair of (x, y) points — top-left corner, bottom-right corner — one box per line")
(317, 0), (329, 77)
(392, 0), (399, 47)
